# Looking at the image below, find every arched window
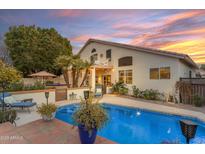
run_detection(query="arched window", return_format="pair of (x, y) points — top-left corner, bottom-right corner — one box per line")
(118, 56), (133, 67)
(91, 48), (96, 53)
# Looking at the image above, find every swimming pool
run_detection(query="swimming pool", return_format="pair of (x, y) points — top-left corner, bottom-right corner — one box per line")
(55, 103), (205, 144)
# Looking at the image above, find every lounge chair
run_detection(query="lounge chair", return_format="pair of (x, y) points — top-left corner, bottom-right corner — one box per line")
(0, 92), (37, 112)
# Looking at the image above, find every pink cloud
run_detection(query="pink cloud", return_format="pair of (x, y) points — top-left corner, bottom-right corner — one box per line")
(165, 10), (205, 24)
(111, 31), (134, 38)
(70, 34), (112, 43)
(112, 21), (163, 31)
(52, 10), (85, 17)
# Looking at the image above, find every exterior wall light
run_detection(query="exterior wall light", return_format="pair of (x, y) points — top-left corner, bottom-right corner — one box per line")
(45, 91), (49, 105)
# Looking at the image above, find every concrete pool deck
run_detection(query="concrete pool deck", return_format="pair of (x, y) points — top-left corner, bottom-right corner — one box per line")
(99, 95), (205, 122)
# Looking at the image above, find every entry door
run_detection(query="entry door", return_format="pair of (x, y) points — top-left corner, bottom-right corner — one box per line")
(103, 75), (111, 86)
(102, 75), (111, 94)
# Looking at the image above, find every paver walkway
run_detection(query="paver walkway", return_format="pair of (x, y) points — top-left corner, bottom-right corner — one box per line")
(0, 119), (115, 144)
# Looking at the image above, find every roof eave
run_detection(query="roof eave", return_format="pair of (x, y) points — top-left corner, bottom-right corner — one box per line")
(78, 38), (198, 69)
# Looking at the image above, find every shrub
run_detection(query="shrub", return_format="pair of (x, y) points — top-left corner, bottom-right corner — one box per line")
(112, 81), (128, 95)
(6, 81), (46, 91)
(192, 95), (204, 107)
(119, 87), (128, 95)
(73, 96), (108, 134)
(37, 103), (57, 118)
(132, 86), (161, 100)
(132, 86), (141, 98)
(143, 89), (161, 100)
(45, 80), (54, 85)
(0, 109), (17, 124)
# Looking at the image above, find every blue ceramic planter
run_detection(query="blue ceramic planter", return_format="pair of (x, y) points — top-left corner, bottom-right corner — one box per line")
(78, 125), (97, 144)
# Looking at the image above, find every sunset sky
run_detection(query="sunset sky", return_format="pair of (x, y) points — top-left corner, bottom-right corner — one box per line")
(0, 9), (205, 64)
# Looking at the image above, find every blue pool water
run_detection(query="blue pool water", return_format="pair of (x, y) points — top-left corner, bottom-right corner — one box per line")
(55, 103), (205, 144)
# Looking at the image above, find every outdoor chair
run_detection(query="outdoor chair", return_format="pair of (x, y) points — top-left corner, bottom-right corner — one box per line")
(69, 92), (77, 103)
(0, 92), (37, 112)
(95, 87), (103, 97)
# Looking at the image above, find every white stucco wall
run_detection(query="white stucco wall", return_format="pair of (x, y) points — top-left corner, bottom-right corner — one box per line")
(178, 61), (196, 78)
(11, 89), (56, 105)
(67, 87), (90, 99)
(79, 42), (196, 95)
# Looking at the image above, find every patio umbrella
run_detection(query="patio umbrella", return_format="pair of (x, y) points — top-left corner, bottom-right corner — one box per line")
(28, 71), (56, 83)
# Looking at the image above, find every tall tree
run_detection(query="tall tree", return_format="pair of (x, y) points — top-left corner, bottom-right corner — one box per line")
(0, 60), (21, 111)
(4, 25), (72, 76)
(0, 45), (12, 65)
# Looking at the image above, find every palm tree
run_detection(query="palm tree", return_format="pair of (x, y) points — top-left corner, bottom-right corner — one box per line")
(55, 55), (72, 88)
(56, 55), (92, 88)
(80, 61), (92, 87)
(70, 55), (81, 88)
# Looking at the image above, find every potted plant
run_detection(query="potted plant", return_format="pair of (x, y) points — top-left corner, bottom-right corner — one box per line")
(0, 109), (17, 125)
(73, 95), (108, 144)
(37, 103), (57, 121)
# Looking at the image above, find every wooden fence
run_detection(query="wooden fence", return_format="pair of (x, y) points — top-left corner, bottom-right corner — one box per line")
(179, 78), (205, 104)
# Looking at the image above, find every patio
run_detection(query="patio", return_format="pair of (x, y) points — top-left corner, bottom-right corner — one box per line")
(0, 119), (115, 144)
(1, 94), (205, 144)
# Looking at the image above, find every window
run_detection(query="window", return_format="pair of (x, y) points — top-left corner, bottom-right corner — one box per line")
(106, 49), (112, 61)
(126, 70), (132, 84)
(119, 70), (125, 83)
(160, 67), (170, 79)
(90, 54), (98, 64)
(118, 56), (132, 67)
(91, 48), (96, 53)
(150, 67), (171, 79)
(150, 68), (159, 79)
(119, 70), (133, 84)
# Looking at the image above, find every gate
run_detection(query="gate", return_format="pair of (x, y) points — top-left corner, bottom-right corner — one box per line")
(179, 78), (205, 104)
(55, 88), (67, 101)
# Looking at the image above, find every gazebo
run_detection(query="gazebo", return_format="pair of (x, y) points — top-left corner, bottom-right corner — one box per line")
(29, 71), (56, 83)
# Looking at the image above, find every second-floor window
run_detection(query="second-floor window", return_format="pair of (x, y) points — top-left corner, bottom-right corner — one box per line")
(90, 54), (98, 64)
(91, 48), (96, 53)
(106, 49), (112, 61)
(118, 56), (133, 67)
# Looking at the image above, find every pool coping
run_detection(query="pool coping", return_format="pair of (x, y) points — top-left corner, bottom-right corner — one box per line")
(98, 95), (205, 124)
(56, 95), (205, 124)
(101, 102), (205, 125)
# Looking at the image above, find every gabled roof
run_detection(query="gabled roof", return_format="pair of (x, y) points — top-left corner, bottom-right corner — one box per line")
(78, 38), (198, 69)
